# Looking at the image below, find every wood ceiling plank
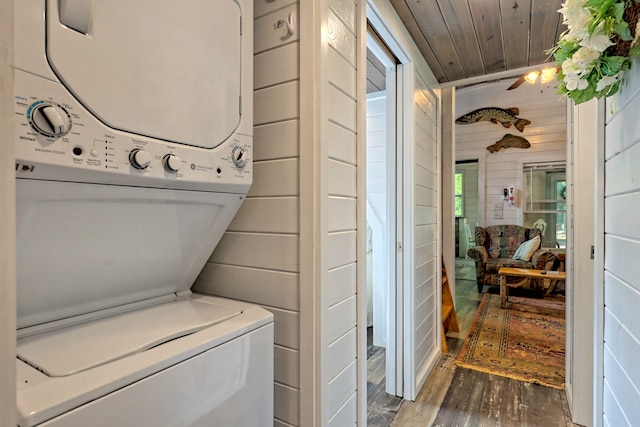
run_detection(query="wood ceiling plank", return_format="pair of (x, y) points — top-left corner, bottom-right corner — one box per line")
(499, 0), (531, 69)
(437, 0), (486, 77)
(401, 0), (467, 81)
(530, 0), (563, 64)
(388, 0), (447, 82)
(366, 48), (386, 93)
(468, 0), (506, 73)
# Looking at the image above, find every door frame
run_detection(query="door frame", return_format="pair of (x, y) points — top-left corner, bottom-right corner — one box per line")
(365, 0), (410, 399)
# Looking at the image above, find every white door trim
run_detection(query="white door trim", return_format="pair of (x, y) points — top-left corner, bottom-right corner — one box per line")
(592, 99), (606, 427)
(366, 0), (411, 399)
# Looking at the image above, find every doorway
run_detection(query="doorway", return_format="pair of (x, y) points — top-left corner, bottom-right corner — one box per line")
(454, 161), (479, 259)
(365, 23), (402, 407)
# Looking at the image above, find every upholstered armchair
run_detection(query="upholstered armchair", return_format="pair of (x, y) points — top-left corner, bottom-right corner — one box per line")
(467, 225), (557, 293)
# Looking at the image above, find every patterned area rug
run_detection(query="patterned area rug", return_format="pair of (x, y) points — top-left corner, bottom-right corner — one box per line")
(455, 293), (565, 389)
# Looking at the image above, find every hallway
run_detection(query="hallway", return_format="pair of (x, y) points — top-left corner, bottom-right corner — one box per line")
(368, 259), (580, 426)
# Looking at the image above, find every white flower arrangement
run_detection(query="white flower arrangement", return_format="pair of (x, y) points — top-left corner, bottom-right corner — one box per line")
(552, 0), (640, 104)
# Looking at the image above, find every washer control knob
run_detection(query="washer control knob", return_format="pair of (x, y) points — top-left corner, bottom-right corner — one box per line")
(163, 154), (182, 172)
(29, 102), (71, 137)
(231, 146), (247, 168)
(129, 149), (152, 170)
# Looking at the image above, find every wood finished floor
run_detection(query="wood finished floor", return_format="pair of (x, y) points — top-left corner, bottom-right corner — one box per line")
(367, 258), (582, 427)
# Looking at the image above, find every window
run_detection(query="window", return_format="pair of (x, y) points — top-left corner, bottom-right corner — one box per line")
(455, 172), (463, 217)
(523, 164), (566, 248)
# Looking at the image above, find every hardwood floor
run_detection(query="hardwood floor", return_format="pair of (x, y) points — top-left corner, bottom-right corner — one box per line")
(368, 258), (581, 427)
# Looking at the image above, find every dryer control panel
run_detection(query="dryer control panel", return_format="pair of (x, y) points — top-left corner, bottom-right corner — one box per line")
(14, 71), (252, 193)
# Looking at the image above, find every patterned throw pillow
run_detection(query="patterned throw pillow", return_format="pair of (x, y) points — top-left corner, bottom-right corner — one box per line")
(512, 235), (541, 261)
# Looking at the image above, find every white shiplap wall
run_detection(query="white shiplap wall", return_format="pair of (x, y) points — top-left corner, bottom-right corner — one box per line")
(601, 62), (640, 427)
(193, 1), (302, 425)
(366, 92), (389, 343)
(325, 0), (360, 424)
(455, 81), (566, 227)
(410, 74), (440, 395)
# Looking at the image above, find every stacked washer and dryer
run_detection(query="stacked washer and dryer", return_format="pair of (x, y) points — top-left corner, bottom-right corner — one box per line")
(14, 1), (273, 426)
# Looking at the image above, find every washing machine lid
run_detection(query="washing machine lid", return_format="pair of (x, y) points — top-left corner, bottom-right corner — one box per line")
(46, 0), (242, 149)
(17, 299), (242, 377)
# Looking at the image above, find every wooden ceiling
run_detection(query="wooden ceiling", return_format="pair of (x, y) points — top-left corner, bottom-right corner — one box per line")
(388, 0), (566, 84)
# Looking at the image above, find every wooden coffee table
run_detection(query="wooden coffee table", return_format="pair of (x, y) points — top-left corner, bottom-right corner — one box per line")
(498, 267), (566, 308)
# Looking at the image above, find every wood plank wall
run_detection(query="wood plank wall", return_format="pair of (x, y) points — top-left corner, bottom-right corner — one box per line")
(602, 64), (640, 426)
(366, 92), (390, 342)
(455, 81), (566, 227)
(325, 0), (359, 424)
(193, 1), (302, 425)
(412, 74), (440, 391)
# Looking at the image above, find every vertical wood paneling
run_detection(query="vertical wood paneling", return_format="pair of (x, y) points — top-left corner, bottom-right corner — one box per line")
(529, 0), (562, 64)
(436, 0), (485, 76)
(468, 0), (505, 73)
(499, 0), (531, 69)
(602, 56), (640, 426)
(400, 0), (465, 81)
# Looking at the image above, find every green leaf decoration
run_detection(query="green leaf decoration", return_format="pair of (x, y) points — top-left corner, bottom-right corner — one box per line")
(553, 0), (639, 104)
(630, 45), (640, 56)
(601, 56), (627, 74)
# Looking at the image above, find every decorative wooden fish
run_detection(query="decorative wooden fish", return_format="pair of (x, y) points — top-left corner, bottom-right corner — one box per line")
(487, 134), (531, 153)
(455, 107), (531, 132)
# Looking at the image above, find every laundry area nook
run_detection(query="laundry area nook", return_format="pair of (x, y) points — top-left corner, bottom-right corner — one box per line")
(13, 1), (273, 426)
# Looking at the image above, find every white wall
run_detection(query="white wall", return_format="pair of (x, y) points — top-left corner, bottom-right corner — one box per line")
(410, 72), (440, 397)
(324, 0), (361, 423)
(366, 92), (389, 345)
(0, 1), (16, 424)
(599, 60), (640, 426)
(456, 80), (566, 227)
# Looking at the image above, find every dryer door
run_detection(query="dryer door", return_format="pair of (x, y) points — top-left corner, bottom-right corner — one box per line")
(46, 0), (242, 149)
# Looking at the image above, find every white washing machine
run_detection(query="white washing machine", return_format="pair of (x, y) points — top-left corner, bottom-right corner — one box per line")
(13, 1), (273, 426)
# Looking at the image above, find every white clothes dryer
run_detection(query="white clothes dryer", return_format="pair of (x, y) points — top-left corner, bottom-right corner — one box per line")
(13, 1), (272, 426)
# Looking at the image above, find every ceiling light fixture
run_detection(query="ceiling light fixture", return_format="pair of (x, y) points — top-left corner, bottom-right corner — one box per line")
(540, 67), (558, 84)
(524, 71), (540, 84)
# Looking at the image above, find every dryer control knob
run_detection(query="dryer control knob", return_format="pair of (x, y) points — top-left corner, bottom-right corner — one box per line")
(29, 102), (72, 137)
(231, 146), (247, 169)
(163, 154), (182, 172)
(129, 149), (152, 170)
